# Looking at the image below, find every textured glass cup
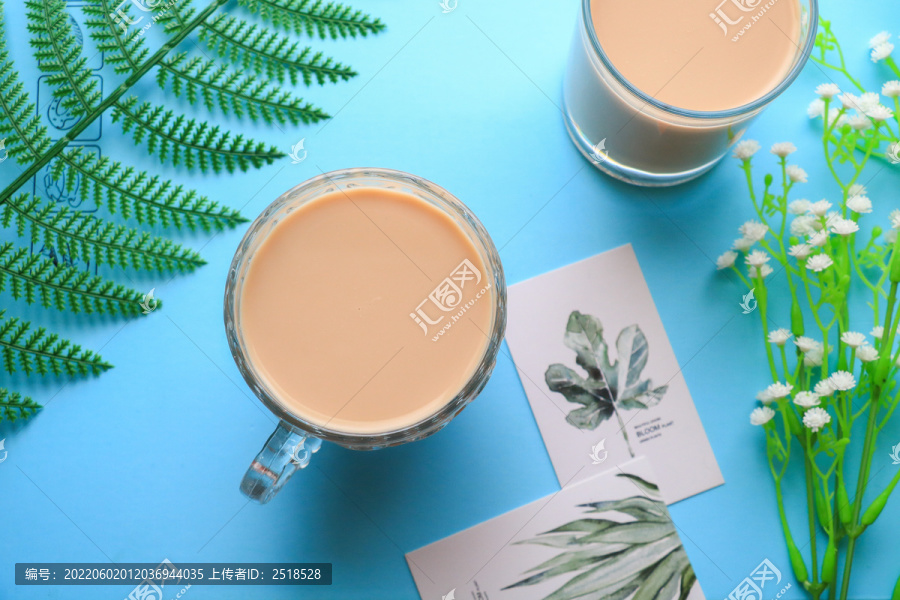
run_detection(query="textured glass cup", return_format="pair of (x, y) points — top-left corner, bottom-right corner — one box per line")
(562, 0), (817, 186)
(225, 168), (507, 504)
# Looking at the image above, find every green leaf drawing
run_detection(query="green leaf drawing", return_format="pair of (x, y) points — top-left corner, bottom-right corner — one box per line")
(504, 473), (696, 600)
(545, 311), (668, 457)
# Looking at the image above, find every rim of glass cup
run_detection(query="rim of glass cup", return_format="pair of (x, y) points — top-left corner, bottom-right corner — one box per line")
(224, 167), (507, 449)
(581, 0), (818, 120)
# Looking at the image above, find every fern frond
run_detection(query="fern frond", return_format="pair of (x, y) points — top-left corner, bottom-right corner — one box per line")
(83, 1), (149, 75)
(237, 0), (386, 39)
(111, 96), (284, 173)
(0, 310), (112, 376)
(1, 193), (206, 272)
(158, 52), (330, 125)
(198, 13), (357, 85)
(25, 0), (101, 117)
(0, 11), (52, 165)
(51, 148), (247, 231)
(0, 242), (147, 316)
(0, 388), (42, 422)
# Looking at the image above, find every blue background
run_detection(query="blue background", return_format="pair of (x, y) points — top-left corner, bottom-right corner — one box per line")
(1, 0), (899, 598)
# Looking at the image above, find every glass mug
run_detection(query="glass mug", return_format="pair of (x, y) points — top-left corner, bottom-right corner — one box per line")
(562, 0), (817, 186)
(224, 168), (507, 503)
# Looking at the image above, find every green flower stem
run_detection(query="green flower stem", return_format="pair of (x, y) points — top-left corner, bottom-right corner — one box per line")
(804, 432), (821, 598)
(0, 0), (229, 205)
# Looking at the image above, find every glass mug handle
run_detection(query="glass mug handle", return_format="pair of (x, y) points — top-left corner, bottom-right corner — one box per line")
(240, 420), (323, 504)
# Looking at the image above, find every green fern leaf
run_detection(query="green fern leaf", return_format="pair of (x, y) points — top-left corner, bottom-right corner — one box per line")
(0, 388), (42, 422)
(1, 193), (206, 272)
(197, 12), (357, 86)
(83, 1), (150, 75)
(0, 310), (112, 376)
(25, 0), (101, 117)
(0, 242), (147, 316)
(237, 0), (386, 39)
(158, 52), (330, 125)
(112, 95), (284, 173)
(51, 148), (247, 231)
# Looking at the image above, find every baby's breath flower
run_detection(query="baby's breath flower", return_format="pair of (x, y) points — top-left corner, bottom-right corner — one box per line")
(858, 92), (882, 113)
(814, 380), (834, 397)
(872, 42), (894, 63)
(789, 199), (811, 215)
(734, 140), (761, 160)
(751, 406), (776, 426)
(716, 251), (738, 270)
(749, 264), (774, 279)
(847, 195), (872, 214)
(849, 114), (872, 130)
(739, 220), (769, 242)
(745, 250), (770, 267)
(795, 336), (820, 353)
(890, 209), (900, 230)
(807, 99), (826, 118)
(848, 184), (867, 196)
(872, 325), (884, 339)
(791, 215), (818, 236)
(794, 391), (820, 408)
(883, 81), (900, 98)
(816, 83), (841, 99)
(828, 371), (857, 391)
(840, 93), (860, 110)
(857, 345), (879, 362)
(803, 407), (832, 432)
(770, 142), (797, 158)
(830, 218), (859, 236)
(808, 199), (832, 217)
(804, 348), (825, 367)
(733, 237), (755, 252)
(789, 243), (813, 260)
(866, 105), (894, 121)
(870, 31), (892, 48)
(768, 329), (793, 346)
(786, 165), (808, 183)
(807, 254), (834, 272)
(764, 382), (793, 401)
(808, 231), (830, 247)
(841, 331), (866, 348)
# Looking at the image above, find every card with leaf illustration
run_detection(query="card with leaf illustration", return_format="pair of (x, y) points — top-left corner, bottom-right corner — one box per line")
(505, 244), (723, 503)
(406, 457), (705, 600)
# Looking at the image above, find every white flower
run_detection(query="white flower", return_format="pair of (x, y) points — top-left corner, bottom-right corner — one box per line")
(848, 114), (872, 131)
(716, 250), (738, 270)
(809, 230), (830, 247)
(830, 217), (859, 236)
(847, 195), (872, 214)
(770, 142), (797, 158)
(789, 243), (813, 259)
(809, 199), (832, 217)
(794, 391), (821, 408)
(890, 209), (900, 230)
(749, 264), (774, 279)
(870, 31), (891, 48)
(814, 380), (834, 397)
(857, 345), (879, 362)
(872, 42), (894, 63)
(840, 93), (860, 110)
(734, 140), (761, 160)
(803, 407), (832, 432)
(828, 371), (857, 391)
(804, 347), (825, 367)
(751, 406), (776, 426)
(858, 92), (882, 113)
(841, 331), (867, 348)
(768, 328), (793, 346)
(763, 382), (793, 401)
(786, 165), (808, 183)
(745, 249), (771, 267)
(883, 81), (900, 98)
(807, 254), (834, 272)
(807, 99), (826, 118)
(791, 215), (818, 236)
(816, 83), (842, 99)
(733, 237), (755, 252)
(739, 220), (769, 242)
(795, 336), (821, 353)
(872, 325), (884, 339)
(866, 105), (894, 121)
(789, 199), (811, 215)
(848, 184), (867, 197)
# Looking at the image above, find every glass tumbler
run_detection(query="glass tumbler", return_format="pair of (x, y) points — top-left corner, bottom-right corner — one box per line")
(224, 168), (507, 503)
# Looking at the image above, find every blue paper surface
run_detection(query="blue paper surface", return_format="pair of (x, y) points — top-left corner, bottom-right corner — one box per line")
(1, 0), (898, 598)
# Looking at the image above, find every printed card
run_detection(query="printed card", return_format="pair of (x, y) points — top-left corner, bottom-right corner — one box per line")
(505, 244), (723, 504)
(406, 457), (705, 600)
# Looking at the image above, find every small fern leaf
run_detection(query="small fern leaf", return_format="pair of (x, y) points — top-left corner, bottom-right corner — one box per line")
(158, 52), (330, 126)
(198, 13), (357, 86)
(53, 147), (247, 231)
(237, 0), (386, 39)
(0, 388), (42, 423)
(26, 0), (101, 117)
(0, 310), (112, 377)
(83, 1), (150, 75)
(0, 242), (147, 316)
(111, 95), (285, 173)
(1, 194), (207, 273)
